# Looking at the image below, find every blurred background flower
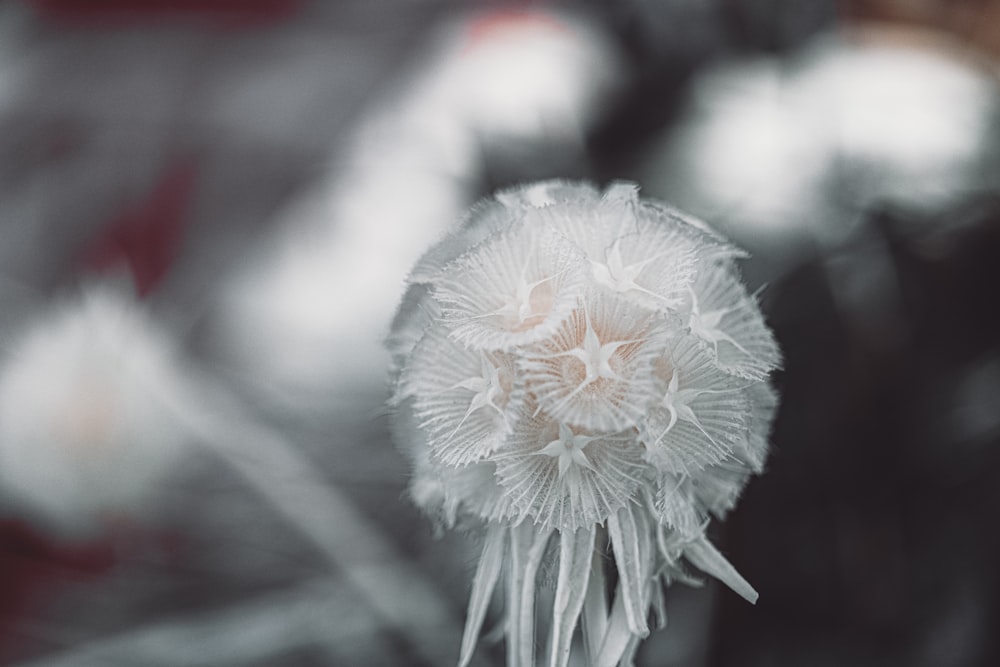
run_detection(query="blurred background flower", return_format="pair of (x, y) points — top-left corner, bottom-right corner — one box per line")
(0, 0), (998, 666)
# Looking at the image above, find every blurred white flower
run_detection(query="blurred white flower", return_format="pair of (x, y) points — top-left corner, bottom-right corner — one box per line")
(213, 8), (623, 405)
(0, 285), (191, 538)
(388, 181), (781, 667)
(434, 9), (621, 146)
(642, 33), (1000, 277)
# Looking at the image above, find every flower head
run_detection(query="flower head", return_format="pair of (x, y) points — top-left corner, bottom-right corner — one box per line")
(0, 286), (191, 538)
(388, 180), (781, 666)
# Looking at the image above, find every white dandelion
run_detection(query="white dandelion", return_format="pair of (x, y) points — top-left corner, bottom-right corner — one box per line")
(388, 180), (781, 667)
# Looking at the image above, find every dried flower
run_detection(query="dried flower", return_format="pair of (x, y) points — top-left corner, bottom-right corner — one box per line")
(388, 180), (781, 667)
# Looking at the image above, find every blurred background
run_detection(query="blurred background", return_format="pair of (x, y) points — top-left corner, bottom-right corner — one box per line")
(0, 0), (998, 665)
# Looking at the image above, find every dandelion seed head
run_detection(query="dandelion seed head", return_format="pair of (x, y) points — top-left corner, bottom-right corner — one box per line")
(388, 180), (781, 666)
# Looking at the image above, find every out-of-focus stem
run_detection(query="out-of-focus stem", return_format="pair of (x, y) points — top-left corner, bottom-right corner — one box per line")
(19, 580), (375, 666)
(156, 372), (480, 667)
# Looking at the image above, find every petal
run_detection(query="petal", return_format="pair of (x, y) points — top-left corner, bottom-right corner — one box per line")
(403, 325), (520, 466)
(641, 335), (751, 473)
(593, 221), (698, 312)
(507, 522), (553, 667)
(684, 534), (758, 604)
(691, 459), (752, 520)
(548, 526), (595, 667)
(686, 260), (782, 379)
(649, 576), (668, 630)
(738, 379), (778, 472)
(584, 188), (705, 312)
(620, 634), (643, 667)
(495, 179), (601, 209)
(386, 282), (439, 385)
(396, 396), (509, 526)
(392, 398), (441, 516)
(495, 410), (646, 531)
(460, 523), (507, 667)
(519, 201), (614, 261)
(440, 461), (512, 525)
(434, 221), (588, 351)
(653, 473), (705, 538)
(594, 581), (637, 667)
(607, 504), (652, 637)
(511, 181), (667, 290)
(506, 522), (532, 667)
(654, 522), (706, 588)
(600, 180), (640, 206)
(581, 545), (609, 663)
(660, 332), (749, 390)
(643, 416), (741, 474)
(408, 198), (517, 284)
(521, 291), (667, 432)
(642, 199), (746, 262)
(522, 184), (634, 261)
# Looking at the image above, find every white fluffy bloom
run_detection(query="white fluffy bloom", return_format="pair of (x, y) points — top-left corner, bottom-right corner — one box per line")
(0, 286), (190, 537)
(644, 34), (999, 267)
(388, 181), (781, 666)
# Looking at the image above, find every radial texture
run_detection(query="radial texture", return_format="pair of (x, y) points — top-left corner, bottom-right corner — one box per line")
(388, 180), (781, 667)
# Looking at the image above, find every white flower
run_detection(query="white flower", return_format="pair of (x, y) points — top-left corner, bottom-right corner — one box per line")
(436, 9), (622, 146)
(388, 180), (781, 667)
(0, 286), (191, 538)
(643, 35), (999, 267)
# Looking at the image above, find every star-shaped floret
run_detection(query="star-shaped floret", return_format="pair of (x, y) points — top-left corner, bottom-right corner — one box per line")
(641, 337), (752, 475)
(591, 239), (681, 307)
(536, 423), (597, 478)
(450, 353), (509, 434)
(684, 269), (782, 380)
(652, 370), (704, 442)
(434, 223), (587, 350)
(564, 308), (626, 385)
(494, 268), (560, 327)
(522, 297), (666, 432)
(687, 288), (751, 358)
